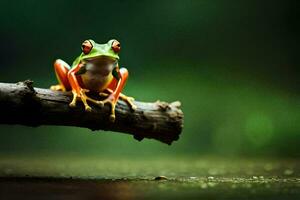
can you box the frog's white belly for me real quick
[81,62,113,92]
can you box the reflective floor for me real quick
[0,156,299,199]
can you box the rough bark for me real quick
[0,80,183,145]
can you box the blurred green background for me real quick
[0,0,299,158]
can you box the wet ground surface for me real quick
[0,156,299,199]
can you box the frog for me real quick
[50,39,137,122]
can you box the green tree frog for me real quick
[50,39,136,122]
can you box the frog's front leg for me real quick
[67,64,95,111]
[102,67,134,122]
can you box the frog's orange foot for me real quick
[69,89,93,112]
[87,95,115,121]
[127,97,137,111]
[50,84,65,91]
[69,91,78,108]
[85,96,104,107]
[99,96,117,122]
[120,94,137,111]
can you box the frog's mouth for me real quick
[83,56,117,74]
[84,55,117,64]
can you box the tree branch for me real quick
[0,80,183,145]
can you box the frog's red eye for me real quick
[111,40,121,53]
[81,40,93,54]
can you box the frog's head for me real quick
[79,39,120,62]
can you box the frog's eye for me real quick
[111,40,121,53]
[81,40,93,54]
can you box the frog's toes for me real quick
[85,106,92,112]
[131,104,137,111]
[69,102,76,108]
[128,97,135,101]
[99,92,109,97]
[50,85,64,91]
[109,114,116,122]
[96,101,104,107]
[127,98,137,111]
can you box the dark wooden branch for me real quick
[0,80,183,145]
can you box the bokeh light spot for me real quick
[244,113,274,147]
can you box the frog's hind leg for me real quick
[50,59,71,91]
